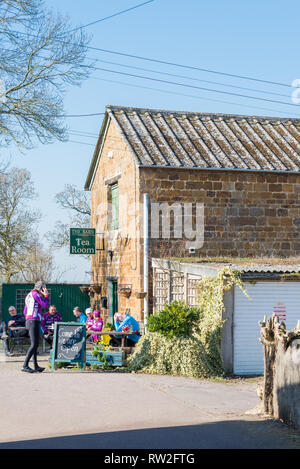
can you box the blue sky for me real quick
[3,0,300,282]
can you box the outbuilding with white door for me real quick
[152,259,300,375]
[232,278,300,375]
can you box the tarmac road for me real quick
[0,356,300,449]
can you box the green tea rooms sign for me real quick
[70,228,96,255]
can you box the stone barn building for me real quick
[84,105,300,328]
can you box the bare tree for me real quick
[0,0,91,149]
[13,234,76,282]
[14,235,54,282]
[0,165,41,281]
[46,183,90,249]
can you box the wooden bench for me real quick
[48,346,130,367]
[8,326,51,354]
[8,327,30,354]
[86,349,125,367]
[86,330,137,366]
[48,329,137,368]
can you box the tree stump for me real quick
[259,314,300,428]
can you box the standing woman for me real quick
[22,281,49,373]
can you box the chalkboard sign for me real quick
[51,322,86,370]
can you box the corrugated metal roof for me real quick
[222,263,300,273]
[152,258,300,276]
[107,105,300,172]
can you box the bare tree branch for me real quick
[45,184,90,249]
[0,0,91,149]
[55,184,91,216]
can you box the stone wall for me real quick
[139,167,300,259]
[90,119,144,321]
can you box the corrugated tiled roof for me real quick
[107,105,300,172]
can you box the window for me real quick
[16,289,31,315]
[108,183,119,230]
[16,289,52,315]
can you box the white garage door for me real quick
[233,282,300,375]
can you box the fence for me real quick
[2,283,91,322]
[152,266,201,312]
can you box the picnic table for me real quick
[86,330,137,347]
[9,326,137,350]
[48,324,137,347]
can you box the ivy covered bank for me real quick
[128,268,246,379]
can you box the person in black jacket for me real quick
[0,305,26,356]
[7,306,28,333]
[8,306,29,344]
[0,320,13,356]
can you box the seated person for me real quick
[90,310,104,342]
[111,311,140,347]
[73,306,86,324]
[85,307,94,342]
[0,320,12,356]
[41,305,62,345]
[7,305,27,329]
[0,305,25,356]
[8,304,29,346]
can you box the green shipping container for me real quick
[2,283,91,323]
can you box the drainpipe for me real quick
[143,193,149,333]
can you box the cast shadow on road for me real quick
[0,419,299,449]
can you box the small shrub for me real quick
[105,322,115,331]
[91,343,114,369]
[147,300,202,339]
[91,364,101,371]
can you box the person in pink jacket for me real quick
[22,281,49,373]
[85,308,94,330]
[85,307,94,342]
[90,310,103,343]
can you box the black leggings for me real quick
[24,320,40,368]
